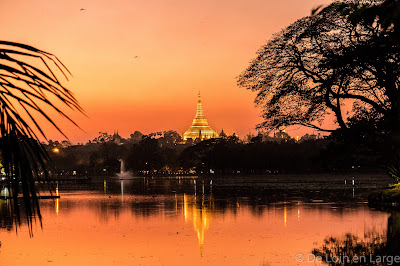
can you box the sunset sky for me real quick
[0,0,333,143]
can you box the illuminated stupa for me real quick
[183,93,218,141]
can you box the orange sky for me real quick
[0,0,333,143]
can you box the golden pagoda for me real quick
[183,92,218,141]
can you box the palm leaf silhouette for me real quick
[0,41,83,233]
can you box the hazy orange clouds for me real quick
[0,0,333,143]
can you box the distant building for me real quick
[183,93,218,141]
[273,129,291,142]
[112,131,122,145]
[274,129,290,139]
[219,129,227,139]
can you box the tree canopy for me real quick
[237,0,399,133]
[237,0,400,176]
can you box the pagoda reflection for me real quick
[183,186,214,256]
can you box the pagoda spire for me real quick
[182,92,218,141]
[196,91,204,119]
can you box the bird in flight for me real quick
[129,56,140,63]
[80,8,86,11]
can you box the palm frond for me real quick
[0,41,83,233]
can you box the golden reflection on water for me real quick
[55,184,59,216]
[297,202,301,221]
[55,198,59,216]
[283,204,287,227]
[183,193,213,256]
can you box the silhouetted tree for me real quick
[126,137,164,172]
[89,142,128,175]
[129,131,144,143]
[92,132,113,144]
[162,130,182,145]
[237,0,400,178]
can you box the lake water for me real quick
[0,174,396,265]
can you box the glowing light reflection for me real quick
[183,193,213,256]
[283,205,287,227]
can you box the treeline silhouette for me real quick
[45,130,383,177]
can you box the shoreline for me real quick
[368,184,400,210]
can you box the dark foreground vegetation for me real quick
[44,130,384,178]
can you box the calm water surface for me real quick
[0,175,394,265]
